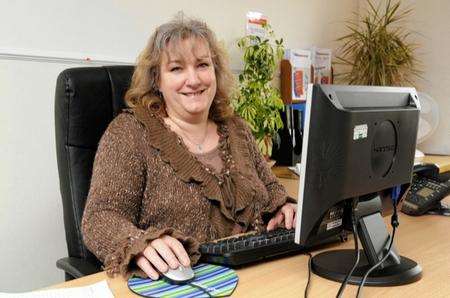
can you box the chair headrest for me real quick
[55,65,134,149]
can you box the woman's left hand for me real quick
[267,203,297,231]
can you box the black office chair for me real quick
[54,65,134,280]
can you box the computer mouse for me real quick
[160,265,195,285]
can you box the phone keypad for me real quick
[402,177,450,216]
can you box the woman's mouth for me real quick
[181,89,206,97]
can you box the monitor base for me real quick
[311,249,422,286]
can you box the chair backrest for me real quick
[54,65,134,266]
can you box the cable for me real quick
[356,200,399,298]
[356,227,396,298]
[304,252,313,298]
[189,281,214,297]
[335,212,360,298]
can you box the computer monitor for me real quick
[295,84,422,286]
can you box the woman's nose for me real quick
[185,67,201,87]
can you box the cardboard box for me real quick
[284,49,312,101]
[311,47,332,84]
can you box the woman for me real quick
[81,16,297,280]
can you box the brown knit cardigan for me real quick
[81,106,292,277]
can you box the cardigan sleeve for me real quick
[81,113,200,278]
[238,118,297,216]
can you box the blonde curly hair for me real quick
[125,15,235,122]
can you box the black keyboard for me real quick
[199,229,312,267]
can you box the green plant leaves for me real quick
[334,0,421,86]
[232,24,285,156]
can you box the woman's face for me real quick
[159,37,217,121]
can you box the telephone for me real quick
[401,163,450,216]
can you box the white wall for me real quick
[0,59,76,292]
[358,0,450,154]
[407,0,450,154]
[0,0,357,292]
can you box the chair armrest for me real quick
[56,257,101,279]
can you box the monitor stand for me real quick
[311,196,422,286]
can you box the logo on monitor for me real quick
[373,144,396,153]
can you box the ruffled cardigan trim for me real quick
[105,227,200,278]
[99,108,291,277]
[133,107,262,234]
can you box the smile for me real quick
[181,89,206,96]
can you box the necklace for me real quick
[168,118,209,153]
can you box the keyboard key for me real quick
[199,229,342,266]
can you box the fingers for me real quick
[267,210,284,231]
[267,203,298,231]
[150,236,191,269]
[142,245,168,273]
[151,238,181,269]
[135,254,159,280]
[161,235,191,267]
[283,205,295,229]
[136,235,191,280]
[267,218,276,231]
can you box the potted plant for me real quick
[232,24,285,158]
[334,0,421,86]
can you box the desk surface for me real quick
[416,154,450,173]
[48,201,450,297]
[48,155,450,297]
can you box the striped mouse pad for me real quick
[128,263,238,297]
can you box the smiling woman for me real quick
[159,38,220,153]
[160,38,217,120]
[81,15,297,281]
[124,16,234,122]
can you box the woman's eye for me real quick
[170,66,182,72]
[198,63,210,68]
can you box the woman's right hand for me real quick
[135,235,191,280]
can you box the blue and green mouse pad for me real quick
[128,263,238,297]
